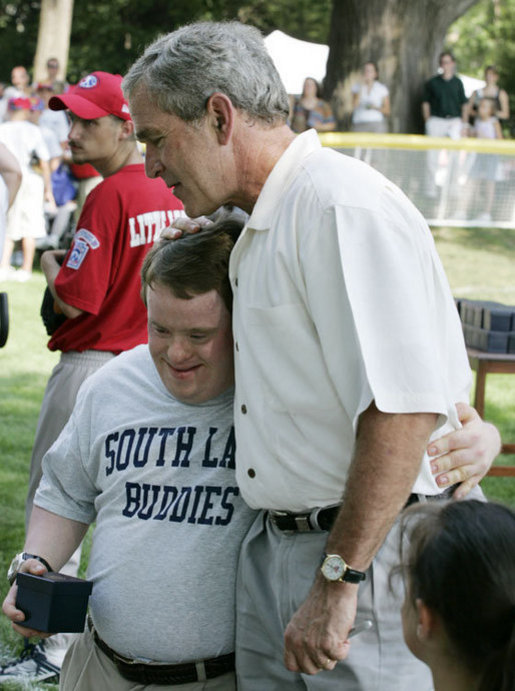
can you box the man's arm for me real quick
[497,89,510,121]
[40,158,56,207]
[461,102,470,135]
[283,402,437,675]
[421,101,431,122]
[40,249,84,319]
[2,506,89,637]
[0,143,22,208]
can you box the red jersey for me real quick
[49,163,184,353]
[70,162,99,179]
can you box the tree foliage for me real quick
[0,0,330,83]
[448,0,515,134]
[0,1,40,78]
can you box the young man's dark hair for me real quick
[141,216,243,313]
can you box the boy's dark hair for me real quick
[141,215,244,313]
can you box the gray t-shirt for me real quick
[36,345,257,663]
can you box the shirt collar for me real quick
[247,129,321,231]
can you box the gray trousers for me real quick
[26,349,114,666]
[235,511,434,691]
[26,349,115,524]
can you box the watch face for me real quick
[322,554,346,581]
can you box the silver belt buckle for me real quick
[293,514,312,532]
[269,510,312,532]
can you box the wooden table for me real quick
[467,347,515,476]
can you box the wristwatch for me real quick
[7,552,54,586]
[320,553,366,584]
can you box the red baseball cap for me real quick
[49,71,131,121]
[8,97,32,111]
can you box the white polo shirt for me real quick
[229,129,471,512]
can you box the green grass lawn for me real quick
[0,227,514,689]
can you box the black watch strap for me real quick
[343,567,366,584]
[8,553,54,585]
[22,553,53,572]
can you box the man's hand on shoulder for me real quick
[428,402,501,499]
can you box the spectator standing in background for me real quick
[4,66,32,101]
[422,52,468,199]
[351,62,390,133]
[0,97,54,281]
[467,65,510,126]
[465,97,503,224]
[44,57,68,91]
[0,142,22,259]
[289,77,335,133]
[37,83,70,152]
[422,52,468,139]
[28,96,63,171]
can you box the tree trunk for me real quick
[33,0,75,83]
[325,0,480,133]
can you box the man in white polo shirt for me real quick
[123,21,500,690]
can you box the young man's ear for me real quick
[206,93,234,145]
[120,118,136,140]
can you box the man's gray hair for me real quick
[123,21,290,124]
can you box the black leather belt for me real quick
[88,617,234,685]
[269,506,340,532]
[269,485,459,533]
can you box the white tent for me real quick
[264,30,328,95]
[459,74,486,98]
[264,30,485,98]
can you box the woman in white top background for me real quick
[351,61,390,133]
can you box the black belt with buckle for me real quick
[269,485,459,533]
[88,617,234,685]
[269,505,340,532]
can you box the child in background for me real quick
[399,500,515,691]
[468,97,503,223]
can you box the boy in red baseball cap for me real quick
[49,71,132,121]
